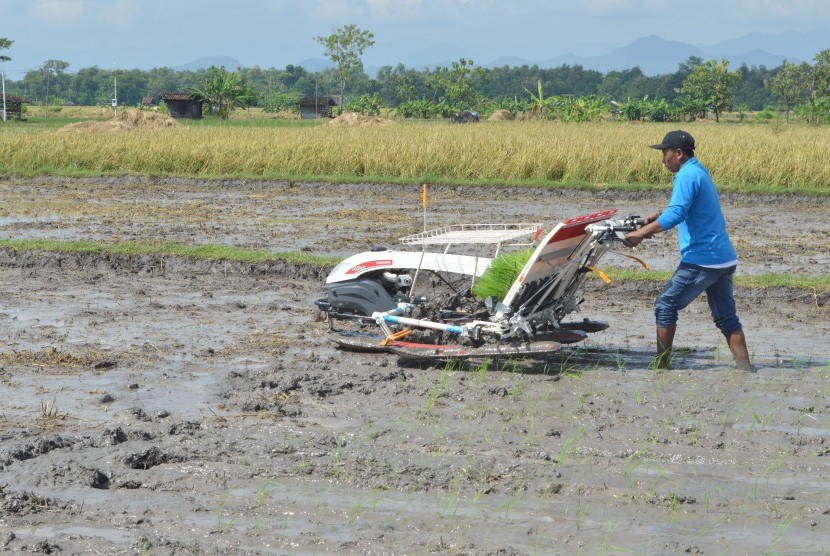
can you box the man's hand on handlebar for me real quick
[623,211,663,248]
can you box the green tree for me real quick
[679,59,740,122]
[598,67,653,102]
[794,97,830,124]
[190,66,254,120]
[0,37,12,63]
[734,63,776,110]
[429,58,487,114]
[314,24,375,113]
[39,60,71,114]
[767,60,811,121]
[811,49,830,100]
[261,91,301,113]
[70,66,109,106]
[147,67,186,97]
[394,75,417,103]
[345,92,384,116]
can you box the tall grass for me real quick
[1,120,829,192]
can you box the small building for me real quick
[160,92,204,119]
[298,95,340,119]
[1,94,33,121]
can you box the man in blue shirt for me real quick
[624,130,752,372]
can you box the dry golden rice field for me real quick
[1,115,828,192]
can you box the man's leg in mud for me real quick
[706,267,753,372]
[726,329,753,372]
[655,325,676,368]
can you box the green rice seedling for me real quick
[330,433,347,478]
[214,493,237,533]
[436,482,462,519]
[419,362,454,419]
[574,497,589,531]
[473,358,491,385]
[556,428,584,465]
[348,495,366,525]
[500,496,517,524]
[769,515,797,549]
[623,448,648,478]
[471,248,533,301]
[764,450,786,479]
[614,351,626,372]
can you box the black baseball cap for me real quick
[650,130,695,150]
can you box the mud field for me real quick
[1,176,829,555]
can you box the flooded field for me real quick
[1,177,829,554]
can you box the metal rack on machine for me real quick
[399,223,542,255]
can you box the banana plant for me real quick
[190,66,255,120]
[523,80,550,119]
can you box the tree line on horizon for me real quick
[2,32,830,124]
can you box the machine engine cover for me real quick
[326,279,396,316]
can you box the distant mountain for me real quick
[715,49,789,69]
[536,36,707,74]
[175,29,828,77]
[297,58,334,72]
[470,30,830,75]
[173,56,242,71]
[488,56,535,68]
[705,28,829,62]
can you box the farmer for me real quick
[624,130,753,372]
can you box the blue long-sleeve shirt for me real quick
[656,157,738,266]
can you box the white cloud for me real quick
[30,0,89,25]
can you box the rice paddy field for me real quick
[1,113,829,554]
[1,110,829,193]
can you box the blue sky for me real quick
[1,0,828,77]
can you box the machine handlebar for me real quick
[586,215,646,236]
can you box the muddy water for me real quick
[1,177,829,554]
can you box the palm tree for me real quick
[190,66,254,120]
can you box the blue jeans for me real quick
[654,262,742,336]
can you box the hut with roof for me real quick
[298,95,340,119]
[160,92,204,119]
[1,94,33,121]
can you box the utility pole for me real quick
[2,71,6,122]
[44,67,49,117]
[112,77,118,117]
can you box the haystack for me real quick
[56,108,181,133]
[115,108,180,128]
[488,109,515,121]
[325,112,394,127]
